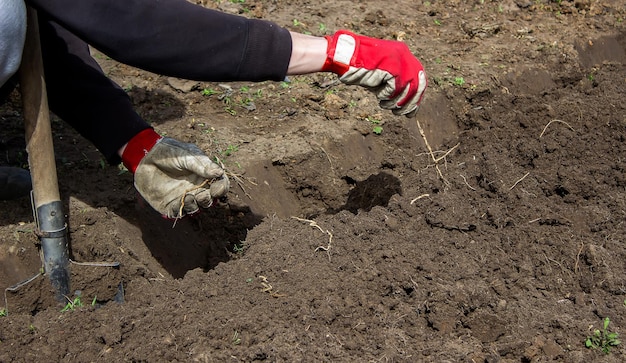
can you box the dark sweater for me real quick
[26,0,292,163]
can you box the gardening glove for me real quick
[323,30,427,116]
[122,128,230,219]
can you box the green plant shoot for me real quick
[585,317,621,354]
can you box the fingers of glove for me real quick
[177,153,225,180]
[381,70,427,116]
[166,193,200,219]
[379,83,410,110]
[209,175,230,199]
[151,138,225,179]
[340,68,393,90]
[188,176,230,209]
[404,107,420,118]
[409,69,428,110]
[194,189,215,209]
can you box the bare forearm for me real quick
[287,32,327,75]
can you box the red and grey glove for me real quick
[323,30,427,116]
[122,128,229,219]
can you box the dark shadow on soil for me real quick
[333,172,402,214]
[1,85,264,281]
[127,86,187,125]
[62,181,265,279]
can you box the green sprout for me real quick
[201,88,219,96]
[585,317,621,354]
[0,308,7,317]
[61,296,84,312]
[232,331,242,345]
[434,19,442,26]
[366,117,383,135]
[232,242,245,254]
[454,77,466,86]
[222,144,239,157]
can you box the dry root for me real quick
[292,217,334,262]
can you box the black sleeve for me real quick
[39,16,150,165]
[27,0,293,82]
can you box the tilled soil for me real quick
[1,1,626,362]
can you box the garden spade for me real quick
[19,7,70,303]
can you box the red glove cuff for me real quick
[121,128,162,173]
[322,32,352,76]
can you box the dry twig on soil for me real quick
[460,174,477,191]
[257,275,285,298]
[539,119,575,138]
[291,216,334,261]
[508,172,530,191]
[415,118,459,186]
[226,171,257,200]
[410,194,430,204]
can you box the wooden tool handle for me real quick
[19,7,60,207]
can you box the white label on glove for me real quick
[334,34,356,65]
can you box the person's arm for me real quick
[39,15,150,165]
[287,30,427,116]
[27,0,292,82]
[287,32,327,75]
[39,17,228,218]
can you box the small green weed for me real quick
[201,88,219,96]
[232,331,242,345]
[585,317,621,354]
[0,308,7,317]
[61,296,84,312]
[366,117,383,135]
[232,242,245,254]
[454,77,466,86]
[222,144,239,157]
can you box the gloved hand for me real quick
[323,30,427,116]
[122,128,229,219]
